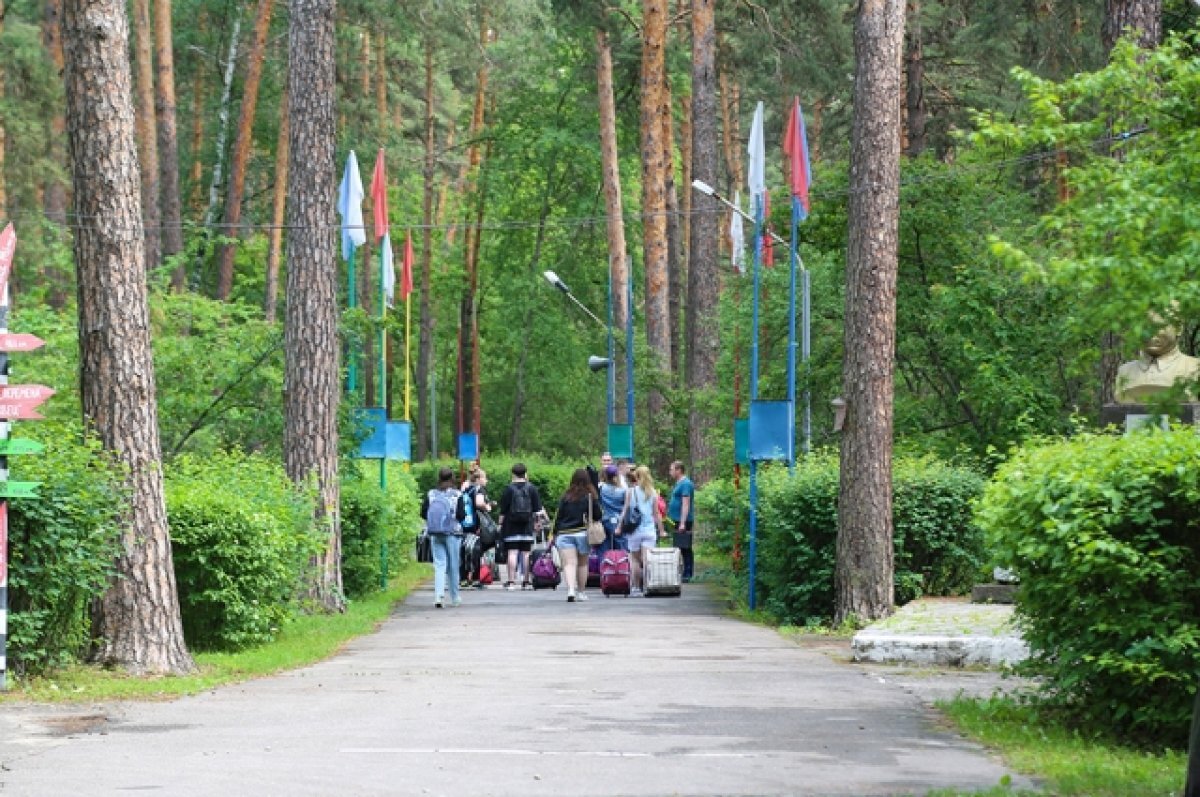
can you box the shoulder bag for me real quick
[586,496,607,546]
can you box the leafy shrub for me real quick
[412,455,576,516]
[7,423,124,675]
[700,452,985,624]
[977,429,1200,747]
[340,462,422,598]
[165,451,320,650]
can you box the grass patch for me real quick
[1,562,428,703]
[929,696,1185,796]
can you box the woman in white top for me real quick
[620,465,666,596]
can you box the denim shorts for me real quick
[626,528,657,552]
[555,531,589,554]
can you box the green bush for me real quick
[340,462,422,598]
[165,451,320,650]
[977,429,1200,747]
[700,452,985,624]
[412,455,577,516]
[7,423,124,676]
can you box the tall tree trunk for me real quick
[62,0,194,674]
[640,0,671,452]
[0,2,5,218]
[686,0,719,483]
[375,33,388,132]
[416,37,435,460]
[186,26,206,219]
[903,0,926,156]
[154,0,183,265]
[284,0,343,612]
[264,80,288,323]
[215,0,275,301]
[1098,0,1161,404]
[132,0,161,271]
[1102,0,1162,53]
[202,13,242,238]
[596,29,629,421]
[663,78,683,382]
[458,14,488,442]
[809,98,824,164]
[718,62,743,195]
[43,0,69,223]
[835,0,905,626]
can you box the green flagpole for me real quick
[378,241,388,589]
[347,248,358,395]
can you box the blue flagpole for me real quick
[788,197,799,474]
[607,258,615,427]
[749,193,764,612]
[347,248,358,396]
[803,267,812,455]
[626,258,635,433]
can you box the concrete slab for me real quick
[852,598,1030,668]
[0,584,1031,796]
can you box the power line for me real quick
[2,127,1151,237]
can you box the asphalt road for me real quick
[0,580,1029,796]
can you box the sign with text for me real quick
[0,438,44,456]
[0,481,40,499]
[0,334,45,353]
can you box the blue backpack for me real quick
[427,490,461,534]
[458,487,478,530]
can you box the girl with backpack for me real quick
[551,468,600,602]
[421,467,463,608]
[620,466,666,597]
[497,462,543,590]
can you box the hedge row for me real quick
[696,452,986,626]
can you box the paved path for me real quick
[0,582,1029,796]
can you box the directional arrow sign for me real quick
[0,334,45,353]
[0,481,40,499]
[0,400,46,420]
[0,438,44,455]
[0,384,54,403]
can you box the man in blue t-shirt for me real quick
[667,460,696,581]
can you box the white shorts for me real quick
[626,528,657,552]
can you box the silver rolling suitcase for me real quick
[644,547,683,596]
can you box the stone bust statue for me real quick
[1115,323,1200,404]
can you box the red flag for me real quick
[401,231,414,300]
[0,223,16,296]
[783,97,813,218]
[369,149,389,242]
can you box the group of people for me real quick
[420,453,696,607]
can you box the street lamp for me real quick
[542,270,605,328]
[691,180,788,248]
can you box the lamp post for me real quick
[543,270,606,327]
[692,180,788,248]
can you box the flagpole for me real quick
[749,191,763,612]
[347,249,358,396]
[788,196,799,474]
[378,239,387,589]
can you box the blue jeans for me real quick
[430,533,461,604]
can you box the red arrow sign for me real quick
[0,384,54,403]
[0,223,14,297]
[0,333,45,352]
[0,399,46,420]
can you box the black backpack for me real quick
[508,482,533,522]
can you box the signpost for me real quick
[0,224,48,691]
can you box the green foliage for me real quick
[972,34,1200,352]
[411,454,577,515]
[165,451,321,651]
[700,452,986,625]
[6,423,125,676]
[977,429,1200,747]
[339,462,422,598]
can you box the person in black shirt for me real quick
[497,462,544,590]
[552,468,598,602]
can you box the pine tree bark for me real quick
[663,77,683,382]
[903,0,926,156]
[640,0,671,446]
[0,4,7,216]
[215,0,275,300]
[132,0,161,270]
[284,0,343,612]
[416,36,435,460]
[1102,0,1161,53]
[264,80,288,323]
[62,0,194,674]
[43,0,69,223]
[686,0,719,483]
[596,29,629,421]
[835,0,905,626]
[718,63,743,194]
[457,15,488,443]
[154,0,183,263]
[185,29,205,220]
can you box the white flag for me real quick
[380,231,395,307]
[747,101,766,204]
[337,150,367,262]
[730,191,745,275]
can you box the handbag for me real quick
[586,497,606,546]
[415,529,433,563]
[621,490,644,534]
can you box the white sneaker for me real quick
[630,588,643,597]
[575,592,588,601]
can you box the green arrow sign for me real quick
[0,438,44,455]
[0,481,40,498]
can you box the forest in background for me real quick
[2,0,1195,478]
